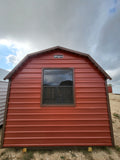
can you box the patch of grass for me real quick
[7,147,21,152]
[60,156,66,160]
[39,150,47,154]
[112,120,115,123]
[93,146,111,154]
[71,152,76,157]
[113,113,120,119]
[82,151,94,160]
[0,151,6,156]
[75,147,88,154]
[115,145,120,152]
[102,147,111,154]
[47,150,54,155]
[22,151,34,160]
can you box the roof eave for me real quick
[4,46,111,80]
[87,55,112,80]
[4,54,29,80]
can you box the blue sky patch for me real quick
[109,7,116,13]
[0,45,16,71]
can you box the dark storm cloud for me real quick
[94,10,120,70]
[0,0,104,48]
[0,0,120,84]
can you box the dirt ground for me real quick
[0,93,120,160]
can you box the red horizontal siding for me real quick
[29,51,85,60]
[5,131,111,138]
[7,113,108,119]
[24,63,94,69]
[108,86,112,93]
[9,93,106,99]
[3,49,112,147]
[4,137,111,146]
[7,107,108,113]
[6,120,109,126]
[8,103,108,108]
[30,59,89,64]
[3,143,112,147]
[5,125,110,132]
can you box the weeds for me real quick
[0,151,6,156]
[47,150,54,155]
[7,147,21,152]
[71,152,76,157]
[82,150,94,160]
[113,113,120,119]
[102,147,111,154]
[112,120,115,123]
[75,147,88,154]
[39,150,47,154]
[22,151,33,160]
[93,146,111,154]
[60,156,66,159]
[115,145,120,152]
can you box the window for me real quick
[42,69,74,105]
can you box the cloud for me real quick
[93,7,120,70]
[6,54,17,64]
[0,0,119,85]
[0,39,37,66]
[107,67,120,84]
[0,0,111,51]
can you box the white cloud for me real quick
[0,39,14,47]
[107,67,120,85]
[0,39,37,66]
[6,68,12,72]
[6,55,17,64]
[107,67,120,78]
[0,1,119,85]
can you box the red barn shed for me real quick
[1,46,114,147]
[108,85,112,93]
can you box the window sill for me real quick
[41,103,75,107]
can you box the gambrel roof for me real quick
[4,46,111,80]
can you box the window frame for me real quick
[41,68,75,106]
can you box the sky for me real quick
[0,0,120,85]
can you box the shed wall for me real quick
[108,86,112,93]
[3,50,112,146]
[0,81,8,125]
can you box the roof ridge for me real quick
[4,46,111,80]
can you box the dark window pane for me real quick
[42,69,74,105]
[43,87,74,104]
[44,69,73,86]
